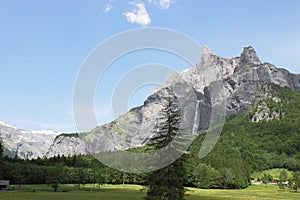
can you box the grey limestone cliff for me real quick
[46,134,89,157]
[0,121,59,159]
[16,46,300,157]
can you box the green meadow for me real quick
[251,168,293,180]
[0,184,299,200]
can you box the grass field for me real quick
[0,184,299,200]
[186,185,299,200]
[251,168,293,180]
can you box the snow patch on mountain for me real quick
[0,121,60,159]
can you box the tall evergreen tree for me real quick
[145,97,186,200]
[0,138,3,179]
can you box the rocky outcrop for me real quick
[224,55,300,114]
[250,84,284,122]
[156,46,238,93]
[46,134,89,157]
[240,46,261,66]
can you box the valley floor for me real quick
[0,184,299,200]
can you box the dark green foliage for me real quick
[146,157,186,200]
[279,169,288,182]
[54,133,80,141]
[188,163,221,189]
[145,97,186,200]
[186,129,251,189]
[186,84,300,189]
[0,138,3,179]
[261,174,273,184]
[46,166,64,192]
[149,97,182,149]
[278,169,288,189]
[2,154,146,188]
[289,172,300,192]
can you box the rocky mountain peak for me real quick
[199,45,218,65]
[240,46,261,65]
[202,45,215,56]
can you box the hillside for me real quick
[185,83,300,188]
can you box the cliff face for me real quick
[3,46,299,158]
[225,47,300,114]
[49,45,297,156]
[0,121,59,159]
[46,134,89,157]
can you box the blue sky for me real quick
[0,0,300,132]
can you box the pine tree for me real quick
[0,139,3,179]
[145,97,186,200]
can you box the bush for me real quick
[6,185,15,191]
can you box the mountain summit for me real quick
[53,45,298,156]
[240,46,261,66]
[1,46,300,158]
[202,45,216,56]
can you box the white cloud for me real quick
[124,2,151,27]
[104,4,113,12]
[149,0,175,9]
[158,0,175,9]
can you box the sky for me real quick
[0,0,300,132]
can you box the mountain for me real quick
[1,46,300,158]
[0,121,59,159]
[46,46,300,157]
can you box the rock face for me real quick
[82,85,209,154]
[240,46,261,66]
[157,46,239,93]
[3,46,300,158]
[250,85,283,122]
[67,45,299,155]
[0,121,59,159]
[225,49,300,114]
[46,134,89,157]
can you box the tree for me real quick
[145,97,186,200]
[278,169,288,189]
[220,168,235,189]
[76,167,86,189]
[261,173,269,184]
[96,167,107,189]
[289,172,300,192]
[46,166,64,192]
[0,139,3,179]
